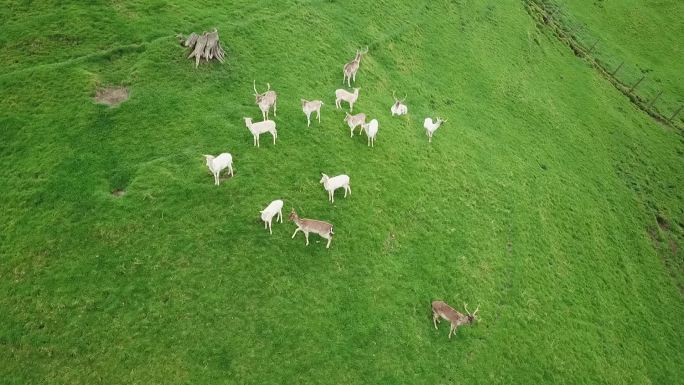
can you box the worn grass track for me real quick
[1,1,683,384]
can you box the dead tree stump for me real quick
[178,28,226,68]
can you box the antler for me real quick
[464,303,471,316]
[362,46,369,54]
[473,305,480,316]
[253,80,258,95]
[402,94,407,102]
[266,83,271,91]
[392,90,398,102]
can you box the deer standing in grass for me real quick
[289,209,334,248]
[344,112,366,137]
[361,118,378,147]
[244,117,277,147]
[343,46,368,87]
[320,173,351,203]
[431,301,479,339]
[253,81,277,121]
[301,99,324,127]
[203,153,233,186]
[424,117,446,143]
[260,199,284,235]
[335,88,360,112]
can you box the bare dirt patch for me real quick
[94,86,129,107]
[656,213,670,230]
[111,189,126,197]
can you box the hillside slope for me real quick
[1,1,683,384]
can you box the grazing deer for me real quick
[344,112,366,137]
[260,199,284,235]
[335,88,360,112]
[431,301,479,339]
[301,99,324,127]
[343,47,368,87]
[289,209,334,248]
[203,153,233,186]
[253,81,277,121]
[391,91,408,116]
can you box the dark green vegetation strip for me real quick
[1,1,683,384]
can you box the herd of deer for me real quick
[205,47,477,339]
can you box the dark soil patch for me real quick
[656,214,669,230]
[94,86,129,107]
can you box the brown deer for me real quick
[289,209,334,248]
[253,81,277,121]
[342,46,368,87]
[431,301,479,339]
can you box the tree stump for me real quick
[178,29,226,68]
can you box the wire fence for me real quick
[524,0,683,130]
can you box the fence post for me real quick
[611,61,624,76]
[587,39,599,53]
[669,105,683,122]
[647,90,663,109]
[628,76,645,94]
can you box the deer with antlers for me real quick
[343,46,368,87]
[391,91,408,116]
[431,301,479,339]
[253,81,277,121]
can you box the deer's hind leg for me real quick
[448,324,457,339]
[432,312,440,329]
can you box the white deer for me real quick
[423,117,446,143]
[260,199,284,234]
[342,46,368,87]
[319,173,351,203]
[244,117,277,147]
[431,301,480,339]
[391,91,408,116]
[203,153,234,186]
[253,81,277,121]
[301,99,324,127]
[361,118,378,147]
[335,88,360,112]
[289,209,334,248]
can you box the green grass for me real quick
[1,1,683,384]
[553,0,684,123]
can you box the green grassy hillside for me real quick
[554,0,684,122]
[1,1,683,384]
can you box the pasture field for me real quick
[554,0,684,123]
[1,1,683,384]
